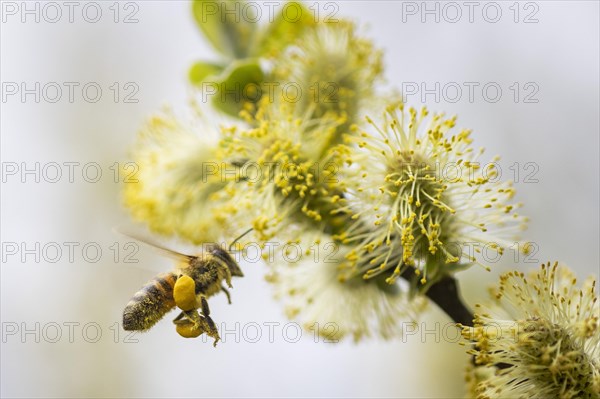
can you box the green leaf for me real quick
[192,0,257,59]
[210,60,265,117]
[189,61,225,85]
[254,1,314,57]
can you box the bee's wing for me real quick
[114,228,197,263]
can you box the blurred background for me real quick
[1,1,598,397]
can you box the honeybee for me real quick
[121,229,251,346]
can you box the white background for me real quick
[1,1,599,397]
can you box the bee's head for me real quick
[226,258,244,278]
[209,245,244,278]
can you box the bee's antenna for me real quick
[229,228,253,251]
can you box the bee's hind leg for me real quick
[181,309,202,325]
[172,296,210,325]
[172,311,187,324]
[173,298,220,346]
[199,297,220,346]
[221,285,232,304]
[176,309,208,332]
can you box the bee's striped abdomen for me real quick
[123,272,177,331]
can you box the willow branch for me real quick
[399,267,513,369]
[400,266,474,326]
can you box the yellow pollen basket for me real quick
[175,320,203,338]
[173,275,197,311]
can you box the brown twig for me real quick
[400,266,474,326]
[399,266,512,369]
